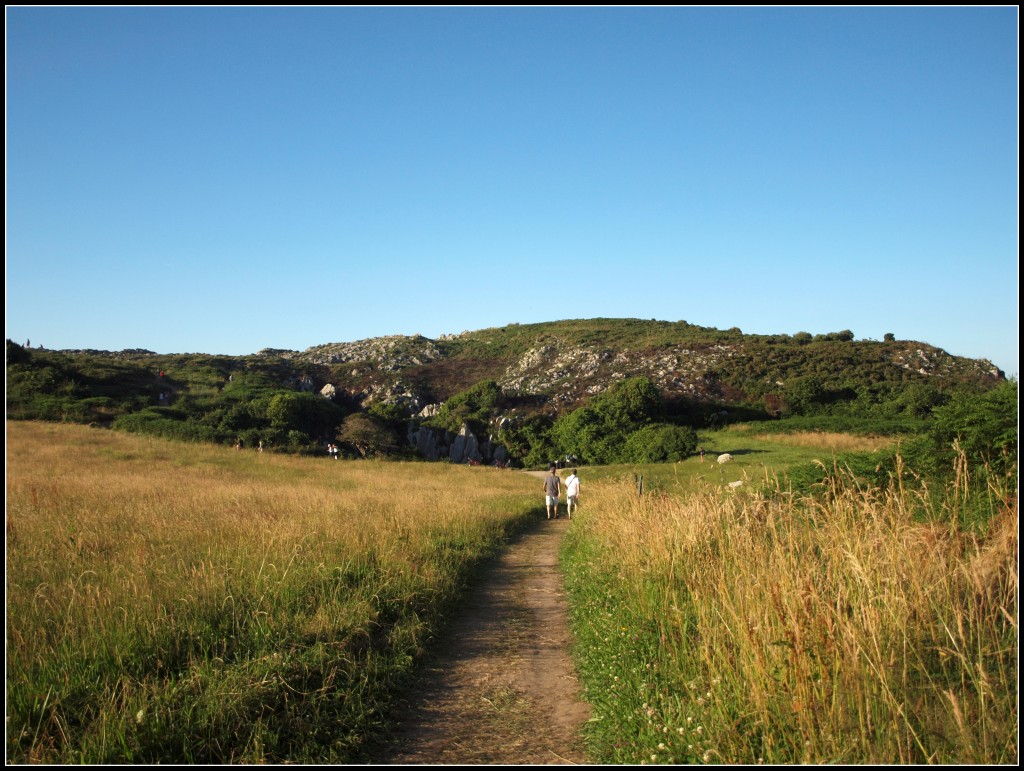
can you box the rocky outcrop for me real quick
[300,335,441,369]
[496,339,740,408]
[407,421,509,465]
[360,380,425,414]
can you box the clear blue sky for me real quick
[6,7,1019,376]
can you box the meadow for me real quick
[6,421,539,763]
[561,454,1018,763]
[7,420,1017,765]
[577,425,894,494]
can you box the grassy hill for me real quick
[5,318,1008,462]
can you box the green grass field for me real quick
[569,425,894,494]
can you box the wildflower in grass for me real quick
[135,709,145,724]
[658,743,667,750]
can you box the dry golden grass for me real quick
[753,430,892,453]
[6,421,540,763]
[564,457,1018,764]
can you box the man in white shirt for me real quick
[565,469,581,519]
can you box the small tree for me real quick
[337,413,398,458]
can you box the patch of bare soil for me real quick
[372,515,591,765]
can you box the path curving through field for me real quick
[372,503,591,765]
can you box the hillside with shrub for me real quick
[5,318,1009,468]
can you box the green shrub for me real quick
[496,414,554,468]
[928,380,1018,472]
[428,379,503,434]
[113,410,218,443]
[552,377,665,464]
[622,424,698,463]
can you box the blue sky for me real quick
[6,7,1019,375]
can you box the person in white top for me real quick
[564,469,581,519]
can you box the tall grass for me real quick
[562,458,1017,764]
[750,429,892,453]
[6,421,539,763]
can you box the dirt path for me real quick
[372,504,591,765]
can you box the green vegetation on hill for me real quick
[548,377,697,465]
[5,317,1009,469]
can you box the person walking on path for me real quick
[543,466,561,520]
[565,468,581,519]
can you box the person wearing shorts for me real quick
[543,466,561,520]
[565,468,580,519]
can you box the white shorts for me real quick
[546,495,559,506]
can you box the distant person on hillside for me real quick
[565,468,581,519]
[544,466,561,520]
[699,446,705,463]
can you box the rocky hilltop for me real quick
[259,318,1003,419]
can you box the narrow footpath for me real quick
[372,509,591,764]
